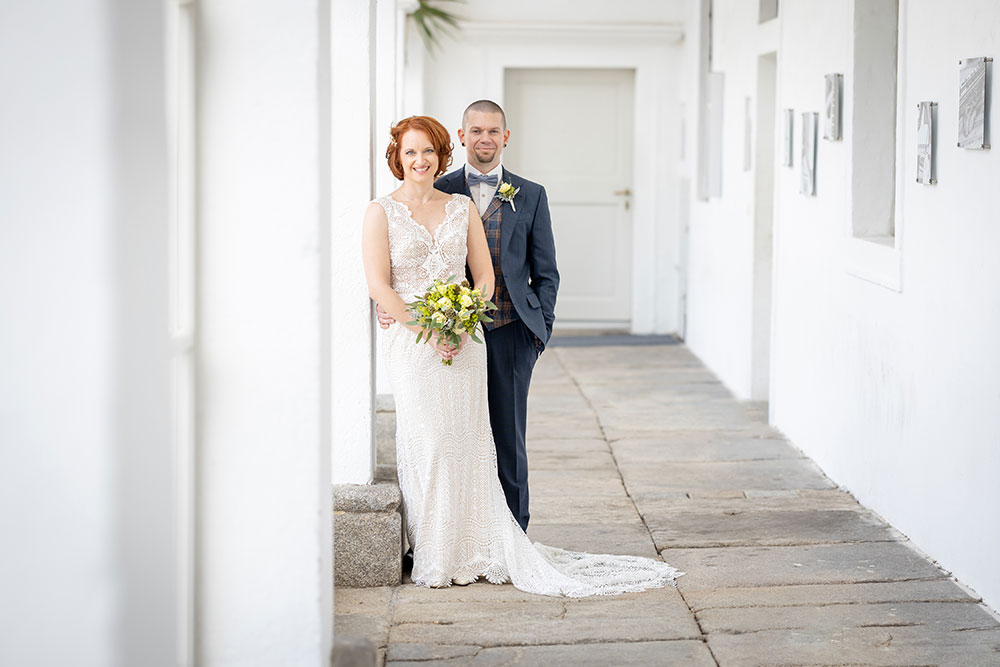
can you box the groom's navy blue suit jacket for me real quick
[435,166,560,349]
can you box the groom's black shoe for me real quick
[402,548,413,574]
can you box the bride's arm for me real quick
[465,200,495,301]
[361,202,421,333]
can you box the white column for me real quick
[196,1,332,663]
[400,3,425,116]
[374,0,400,396]
[0,2,176,666]
[332,0,377,485]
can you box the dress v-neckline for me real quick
[390,194,455,243]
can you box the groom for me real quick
[379,100,559,532]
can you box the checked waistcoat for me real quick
[482,198,518,330]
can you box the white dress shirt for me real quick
[464,162,503,216]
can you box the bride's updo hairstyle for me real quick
[386,115,453,180]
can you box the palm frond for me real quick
[410,0,465,54]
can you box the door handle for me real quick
[614,188,632,196]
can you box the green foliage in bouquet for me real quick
[406,275,498,365]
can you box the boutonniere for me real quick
[495,181,520,212]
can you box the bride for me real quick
[361,115,681,596]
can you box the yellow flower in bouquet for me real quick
[406,275,498,365]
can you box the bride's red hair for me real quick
[385,116,453,180]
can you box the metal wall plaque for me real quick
[801,112,817,195]
[958,57,991,149]
[916,101,937,184]
[824,73,842,141]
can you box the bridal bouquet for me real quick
[406,276,497,365]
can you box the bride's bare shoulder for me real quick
[363,199,389,228]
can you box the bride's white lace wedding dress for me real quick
[377,192,681,596]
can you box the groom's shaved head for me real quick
[462,100,506,130]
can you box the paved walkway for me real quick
[336,343,1000,666]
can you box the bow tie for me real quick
[468,172,498,187]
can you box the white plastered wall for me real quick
[0,1,176,665]
[197,0,333,661]
[682,0,1000,610]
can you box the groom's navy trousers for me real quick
[483,319,537,532]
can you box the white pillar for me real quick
[197,1,332,663]
[375,0,400,396]
[332,0,377,485]
[0,2,176,666]
[401,8,426,117]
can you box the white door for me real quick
[503,68,634,327]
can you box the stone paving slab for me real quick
[685,578,978,612]
[526,522,659,558]
[392,582,684,606]
[394,582,553,605]
[525,437,609,453]
[529,469,626,496]
[610,435,801,463]
[599,412,762,434]
[706,625,1000,667]
[388,604,699,647]
[618,458,836,493]
[530,494,639,525]
[335,613,390,652]
[528,450,618,472]
[649,508,898,549]
[527,397,592,412]
[526,420,604,440]
[392,599,564,624]
[662,542,949,591]
[387,640,716,666]
[603,421,782,441]
[335,586,394,616]
[634,488,863,514]
[699,599,1000,635]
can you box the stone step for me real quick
[333,481,402,588]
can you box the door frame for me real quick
[460,23,684,334]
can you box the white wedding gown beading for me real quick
[377,192,681,597]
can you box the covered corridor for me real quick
[335,341,1000,665]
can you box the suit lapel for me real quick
[459,168,472,198]
[499,167,523,253]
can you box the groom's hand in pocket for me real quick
[375,303,396,329]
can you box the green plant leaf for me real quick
[411,0,465,54]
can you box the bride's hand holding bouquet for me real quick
[406,276,497,365]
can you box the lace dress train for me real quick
[378,193,681,596]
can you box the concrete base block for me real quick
[334,482,402,587]
[330,636,376,667]
[375,395,396,466]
